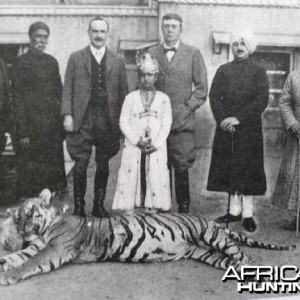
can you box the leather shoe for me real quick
[215,213,242,224]
[242,217,257,232]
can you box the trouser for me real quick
[174,169,190,212]
[229,192,254,218]
[66,102,116,213]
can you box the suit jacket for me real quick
[61,46,128,135]
[149,42,208,169]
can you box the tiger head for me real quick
[1,189,68,252]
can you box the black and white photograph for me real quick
[0,0,299,299]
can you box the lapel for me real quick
[81,46,113,79]
[169,41,186,70]
[156,41,186,74]
[82,46,91,74]
[156,44,170,74]
[104,47,113,80]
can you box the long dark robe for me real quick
[13,49,66,198]
[207,57,269,195]
[0,58,9,153]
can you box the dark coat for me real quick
[207,58,269,195]
[12,49,66,197]
[0,58,9,152]
[149,42,208,170]
[61,46,128,143]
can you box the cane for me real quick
[226,131,235,229]
[296,138,300,237]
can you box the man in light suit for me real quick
[61,17,128,217]
[149,13,208,213]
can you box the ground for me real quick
[0,146,299,300]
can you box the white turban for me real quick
[136,52,159,74]
[231,27,257,54]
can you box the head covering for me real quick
[162,13,182,24]
[28,22,50,37]
[136,52,159,75]
[231,27,257,54]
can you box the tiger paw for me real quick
[0,271,22,285]
[0,258,10,272]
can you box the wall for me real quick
[0,3,159,84]
[159,2,300,148]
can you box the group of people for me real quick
[0,13,298,234]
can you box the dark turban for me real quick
[28,22,50,37]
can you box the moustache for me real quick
[94,38,104,42]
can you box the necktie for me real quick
[163,47,176,53]
[95,51,102,64]
[143,91,152,111]
[164,47,176,62]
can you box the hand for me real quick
[144,144,157,154]
[291,122,300,138]
[20,137,30,149]
[63,115,74,133]
[137,137,148,150]
[220,117,240,133]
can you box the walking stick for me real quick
[296,138,300,237]
[226,131,235,229]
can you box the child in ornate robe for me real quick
[112,53,172,212]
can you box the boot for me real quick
[92,169,109,218]
[175,169,190,213]
[73,164,87,217]
[92,188,109,218]
[74,195,85,217]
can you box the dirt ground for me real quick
[0,146,299,300]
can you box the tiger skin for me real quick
[0,189,295,285]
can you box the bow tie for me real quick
[164,47,176,53]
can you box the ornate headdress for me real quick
[136,51,159,74]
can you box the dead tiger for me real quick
[0,189,295,285]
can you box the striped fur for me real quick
[0,191,295,285]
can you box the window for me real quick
[252,49,291,108]
[0,44,29,83]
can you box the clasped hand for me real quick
[137,137,157,154]
[220,117,240,133]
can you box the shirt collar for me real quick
[90,44,106,57]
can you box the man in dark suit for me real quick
[61,17,128,217]
[149,13,208,213]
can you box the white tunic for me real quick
[112,90,172,211]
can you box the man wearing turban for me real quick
[207,28,269,232]
[112,52,172,212]
[12,21,67,200]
